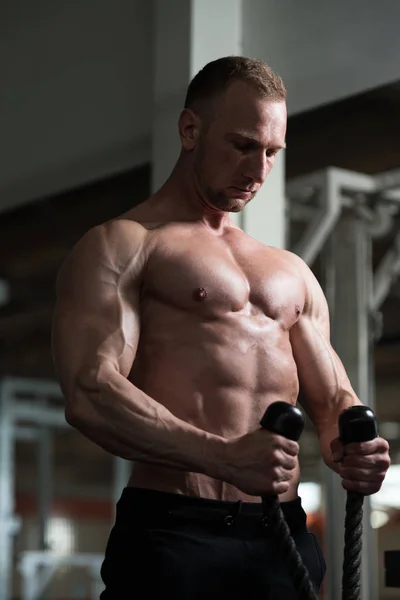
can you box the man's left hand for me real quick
[330,437,391,495]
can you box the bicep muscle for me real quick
[52,221,146,397]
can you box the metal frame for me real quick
[0,377,131,600]
[287,168,372,266]
[372,232,400,313]
[287,166,400,600]
[287,166,400,268]
[18,552,104,600]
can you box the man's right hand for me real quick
[222,429,299,497]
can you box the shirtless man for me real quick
[52,57,390,598]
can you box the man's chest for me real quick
[143,228,305,329]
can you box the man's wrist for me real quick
[202,433,232,482]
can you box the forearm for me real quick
[68,364,227,479]
[318,425,340,473]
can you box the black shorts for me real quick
[100,487,326,599]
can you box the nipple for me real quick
[295,304,301,316]
[193,287,208,302]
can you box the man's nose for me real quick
[243,152,270,184]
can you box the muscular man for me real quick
[52,57,390,598]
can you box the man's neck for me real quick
[152,161,232,233]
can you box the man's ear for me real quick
[178,108,200,151]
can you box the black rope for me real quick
[263,497,319,600]
[342,492,364,600]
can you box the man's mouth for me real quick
[231,186,256,196]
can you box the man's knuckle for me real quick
[271,449,282,464]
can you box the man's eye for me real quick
[233,141,253,152]
[266,149,278,158]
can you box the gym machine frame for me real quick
[0,377,131,600]
[287,166,400,600]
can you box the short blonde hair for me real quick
[184,56,286,113]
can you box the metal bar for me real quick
[19,559,35,600]
[0,383,15,519]
[11,403,66,427]
[380,188,400,202]
[18,552,104,600]
[286,169,328,200]
[288,168,379,268]
[322,234,344,600]
[368,202,399,238]
[288,167,376,202]
[0,378,65,600]
[27,564,55,600]
[292,169,342,266]
[1,377,62,399]
[373,168,400,190]
[19,551,103,568]
[37,427,53,551]
[330,167,376,193]
[0,380,17,600]
[372,232,400,312]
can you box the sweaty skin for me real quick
[52,82,390,504]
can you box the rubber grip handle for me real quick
[260,401,305,441]
[338,405,379,444]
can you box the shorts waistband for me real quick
[118,487,307,533]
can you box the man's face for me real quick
[189,81,287,213]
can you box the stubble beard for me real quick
[194,155,253,213]
[202,181,256,213]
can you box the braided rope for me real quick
[263,497,319,600]
[342,492,363,600]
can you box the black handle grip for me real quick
[338,405,378,445]
[260,401,305,441]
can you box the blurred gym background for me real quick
[1,2,400,599]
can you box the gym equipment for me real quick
[260,401,318,600]
[338,406,378,600]
[260,401,378,600]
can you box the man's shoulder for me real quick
[272,248,319,286]
[246,240,307,271]
[273,247,307,269]
[59,218,150,285]
[78,218,149,254]
[272,248,328,311]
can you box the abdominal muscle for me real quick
[127,318,301,503]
